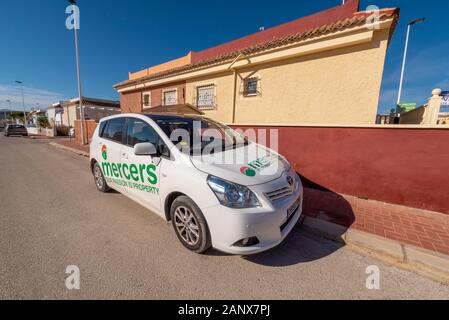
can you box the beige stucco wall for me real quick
[185,72,235,123]
[400,106,427,125]
[185,28,391,125]
[61,106,78,127]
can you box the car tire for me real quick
[170,196,212,254]
[93,162,111,193]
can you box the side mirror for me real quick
[134,142,158,156]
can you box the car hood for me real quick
[189,143,289,186]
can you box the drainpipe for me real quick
[232,71,237,124]
[228,54,244,124]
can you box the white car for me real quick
[89,113,303,255]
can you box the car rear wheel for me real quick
[170,196,212,254]
[93,162,111,193]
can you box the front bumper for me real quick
[203,174,304,255]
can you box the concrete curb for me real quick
[27,135,54,140]
[49,142,90,158]
[302,216,449,276]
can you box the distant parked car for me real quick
[4,124,28,137]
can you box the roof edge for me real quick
[114,5,399,90]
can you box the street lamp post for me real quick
[15,81,27,127]
[6,100,12,122]
[397,18,426,109]
[69,0,85,144]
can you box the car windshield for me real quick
[147,114,249,155]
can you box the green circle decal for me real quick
[101,145,108,160]
[240,166,256,177]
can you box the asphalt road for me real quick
[1,135,449,300]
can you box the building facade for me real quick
[114,0,399,125]
[47,97,120,128]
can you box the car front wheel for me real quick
[93,162,111,193]
[170,196,212,254]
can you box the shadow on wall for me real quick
[238,175,355,267]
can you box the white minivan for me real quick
[90,113,303,255]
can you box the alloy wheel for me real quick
[94,165,104,190]
[174,206,200,246]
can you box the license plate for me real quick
[287,196,301,219]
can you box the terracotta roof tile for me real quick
[114,7,399,89]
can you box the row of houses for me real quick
[113,0,399,126]
[44,0,446,131]
[46,97,120,128]
[15,0,449,137]
[38,0,399,133]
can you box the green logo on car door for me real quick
[100,144,159,195]
[101,144,108,160]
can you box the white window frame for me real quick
[142,91,152,109]
[196,84,216,110]
[162,89,178,106]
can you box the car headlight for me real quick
[207,176,260,209]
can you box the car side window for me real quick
[126,118,170,158]
[126,118,160,147]
[98,121,107,138]
[103,118,126,143]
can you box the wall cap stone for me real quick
[229,123,449,129]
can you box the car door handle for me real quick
[122,153,129,160]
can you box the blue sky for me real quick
[0,0,448,114]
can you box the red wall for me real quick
[232,125,449,214]
[191,0,359,64]
[75,120,98,145]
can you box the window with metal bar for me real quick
[196,84,216,110]
[143,92,152,109]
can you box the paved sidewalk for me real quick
[50,140,90,157]
[56,139,90,153]
[303,188,449,256]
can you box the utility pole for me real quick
[397,18,426,109]
[68,0,85,144]
[15,81,27,126]
[6,100,12,122]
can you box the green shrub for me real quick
[37,116,50,129]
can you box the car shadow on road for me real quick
[242,226,345,267]
[243,176,355,267]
